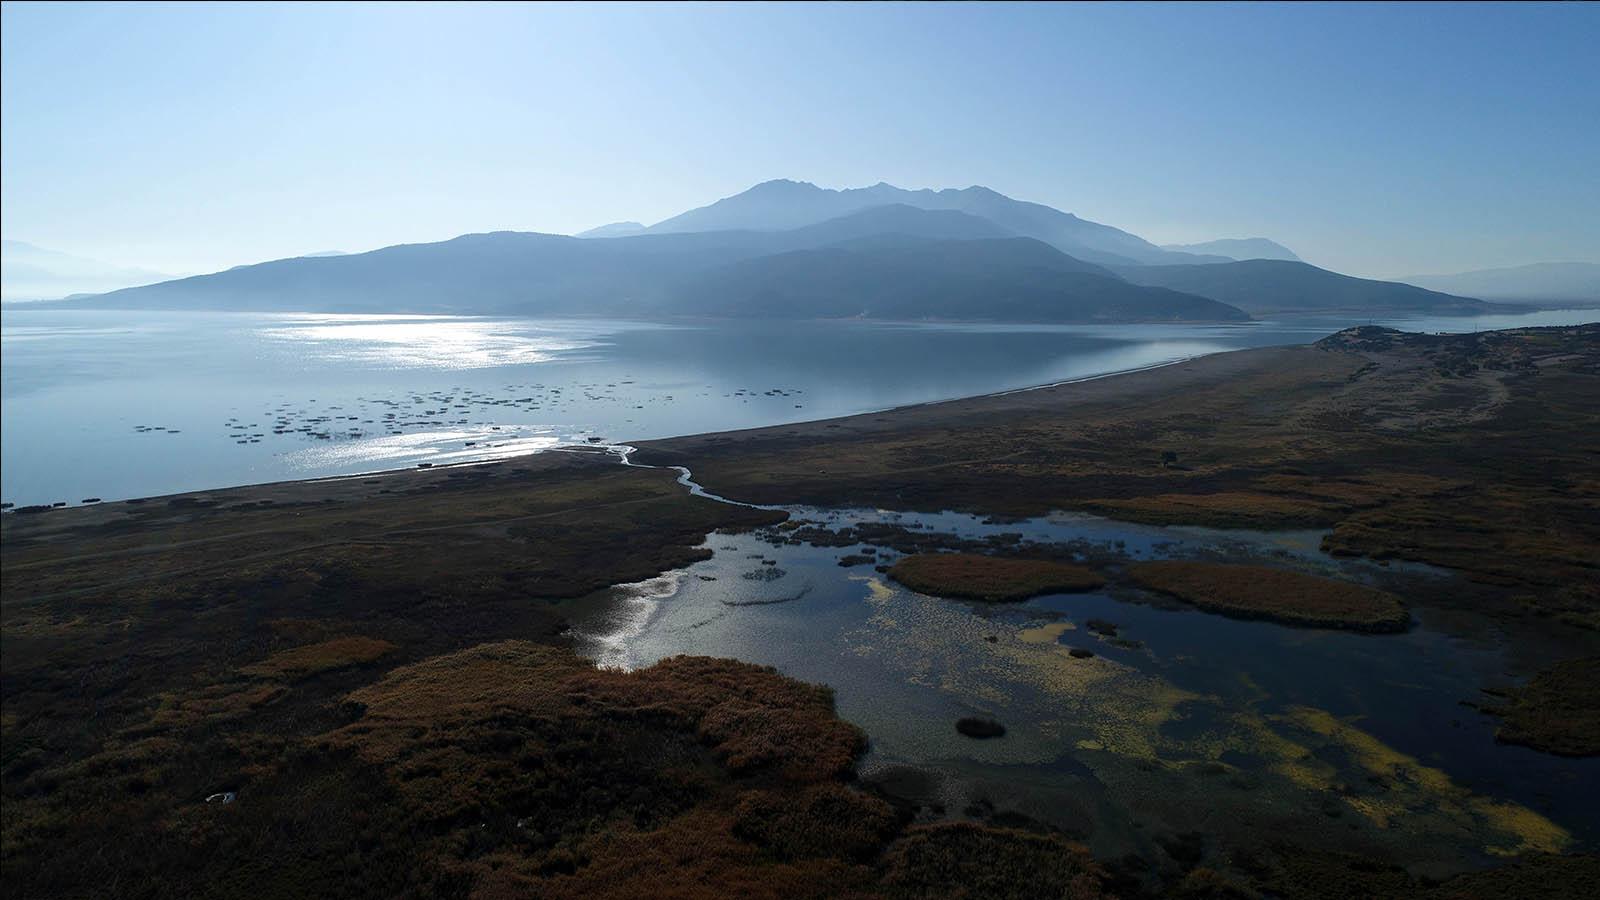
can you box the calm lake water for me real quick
[2,307,1594,506]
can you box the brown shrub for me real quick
[732,785,898,861]
[331,642,867,817]
[491,806,877,900]
[879,822,1113,899]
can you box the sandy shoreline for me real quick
[1,341,1282,519]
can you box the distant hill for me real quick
[646,180,1211,266]
[64,206,1246,323]
[1,240,169,302]
[577,221,647,239]
[1160,238,1301,263]
[69,231,725,315]
[675,237,1248,322]
[1113,259,1488,315]
[1397,262,1600,305]
[53,179,1528,323]
[60,206,1030,314]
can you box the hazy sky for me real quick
[2,2,1596,278]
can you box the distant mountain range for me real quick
[642,179,1225,267]
[44,180,1505,323]
[1160,238,1301,263]
[1396,262,1599,305]
[577,222,647,239]
[1,240,170,302]
[680,235,1248,323]
[1113,259,1486,316]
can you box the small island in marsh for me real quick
[889,552,1105,601]
[1126,560,1409,632]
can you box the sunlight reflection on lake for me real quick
[2,307,1593,505]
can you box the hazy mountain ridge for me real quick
[1,240,170,302]
[1114,259,1489,315]
[1397,262,1600,304]
[1160,238,1301,262]
[646,180,1210,266]
[577,221,648,238]
[675,236,1247,322]
[66,204,1248,322]
[53,180,1495,321]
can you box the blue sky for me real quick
[2,1,1595,277]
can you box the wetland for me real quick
[3,323,1598,898]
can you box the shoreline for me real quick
[0,345,1235,514]
[6,309,1597,510]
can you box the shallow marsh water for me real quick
[4,306,1594,506]
[568,502,1600,871]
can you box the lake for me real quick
[2,307,1594,507]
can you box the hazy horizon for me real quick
[3,2,1597,280]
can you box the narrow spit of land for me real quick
[4,325,1598,899]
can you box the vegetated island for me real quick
[1481,656,1600,757]
[1126,560,1409,632]
[5,324,1599,899]
[888,552,1105,601]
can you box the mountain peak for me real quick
[748,178,820,193]
[577,221,648,239]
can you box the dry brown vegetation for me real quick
[240,636,397,679]
[1127,560,1409,632]
[1,451,1124,899]
[1255,848,1600,900]
[889,552,1104,601]
[878,822,1115,899]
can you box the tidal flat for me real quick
[3,325,1598,898]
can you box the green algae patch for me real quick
[888,553,1104,602]
[1279,706,1572,857]
[1129,561,1408,632]
[1484,657,1600,757]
